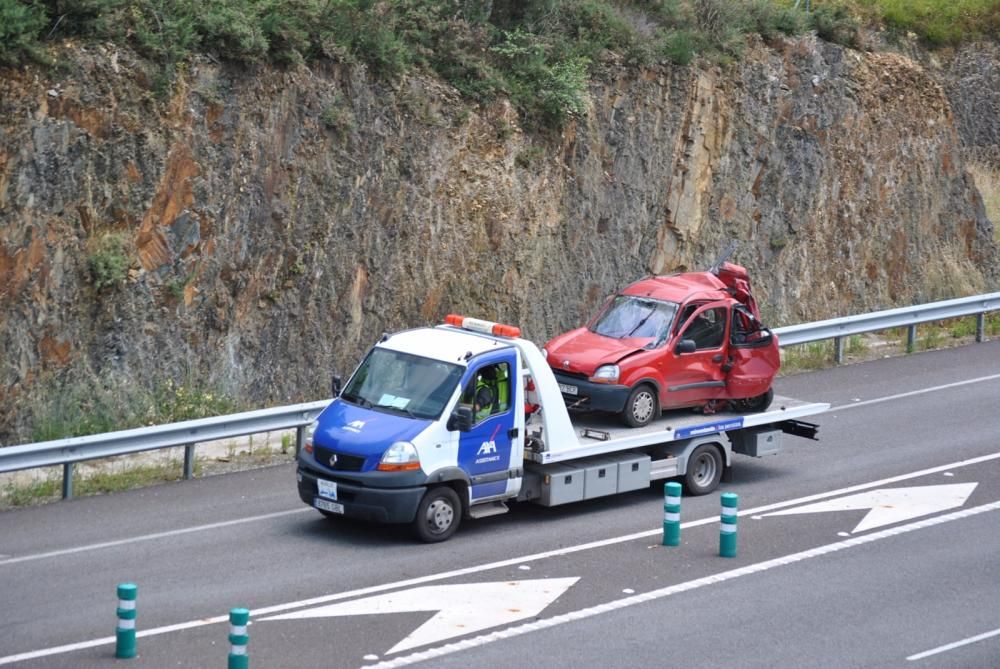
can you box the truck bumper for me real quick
[552,372,631,413]
[297,465,425,524]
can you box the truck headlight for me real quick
[304,420,318,453]
[377,441,421,471]
[589,364,620,384]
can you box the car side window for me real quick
[683,307,727,350]
[731,306,772,347]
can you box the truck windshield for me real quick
[340,348,463,420]
[590,296,679,345]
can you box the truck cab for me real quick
[297,317,531,542]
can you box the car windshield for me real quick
[340,347,463,420]
[590,296,679,345]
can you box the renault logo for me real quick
[329,453,338,467]
[562,360,570,369]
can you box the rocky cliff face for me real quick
[0,35,996,442]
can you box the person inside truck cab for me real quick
[461,363,510,423]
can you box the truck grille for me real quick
[314,446,366,472]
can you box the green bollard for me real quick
[115,583,138,659]
[228,608,250,669]
[719,492,738,558]
[662,481,682,546]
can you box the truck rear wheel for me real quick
[684,443,723,495]
[413,486,462,543]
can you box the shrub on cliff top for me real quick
[0,0,47,66]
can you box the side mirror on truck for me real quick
[331,374,342,397]
[448,406,473,432]
[675,339,696,354]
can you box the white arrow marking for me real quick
[761,483,977,533]
[261,577,579,654]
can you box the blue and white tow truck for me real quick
[296,315,829,542]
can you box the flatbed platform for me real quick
[525,395,830,464]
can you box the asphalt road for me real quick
[1,340,999,668]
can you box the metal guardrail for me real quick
[0,400,328,499]
[773,292,1000,361]
[1,292,997,500]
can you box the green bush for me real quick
[0,0,48,66]
[492,28,590,127]
[657,27,697,65]
[809,3,861,49]
[31,372,240,441]
[871,0,997,45]
[88,233,129,291]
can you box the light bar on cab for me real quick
[444,314,521,338]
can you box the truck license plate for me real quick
[558,383,579,396]
[314,497,344,514]
[317,478,338,500]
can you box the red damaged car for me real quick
[542,260,779,427]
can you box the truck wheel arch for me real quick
[425,468,470,509]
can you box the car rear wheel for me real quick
[731,388,774,413]
[412,486,462,543]
[623,384,657,428]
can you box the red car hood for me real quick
[544,328,646,376]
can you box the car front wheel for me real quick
[623,384,657,428]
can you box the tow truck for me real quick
[296,315,829,542]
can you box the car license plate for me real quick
[558,383,578,396]
[317,478,338,500]
[314,497,344,514]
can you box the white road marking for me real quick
[263,578,580,654]
[829,373,1000,413]
[3,451,1000,666]
[366,501,1000,668]
[907,626,1000,661]
[761,483,978,533]
[0,508,310,566]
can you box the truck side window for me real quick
[460,362,511,424]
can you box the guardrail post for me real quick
[662,481,682,546]
[976,313,985,343]
[62,463,74,500]
[183,444,195,480]
[228,608,250,669]
[720,493,738,558]
[834,337,844,364]
[115,582,138,659]
[906,324,917,353]
[295,425,305,456]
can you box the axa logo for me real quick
[344,420,366,433]
[477,440,497,456]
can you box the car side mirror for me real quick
[331,374,342,397]
[675,339,696,354]
[448,406,473,432]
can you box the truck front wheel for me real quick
[413,486,462,543]
[684,443,723,495]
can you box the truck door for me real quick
[457,352,517,501]
[663,301,731,407]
